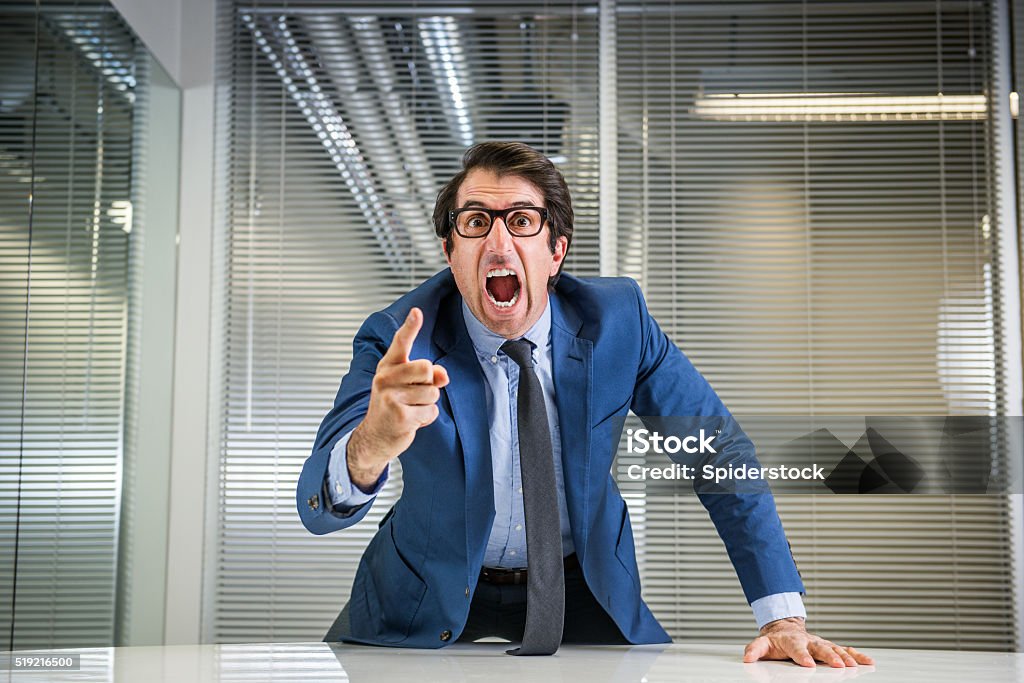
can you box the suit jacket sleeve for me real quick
[296,310,401,535]
[626,279,805,603]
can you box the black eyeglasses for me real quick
[449,206,549,238]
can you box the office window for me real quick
[213,0,599,642]
[0,2,146,648]
[617,0,1014,648]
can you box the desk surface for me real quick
[3,641,1021,682]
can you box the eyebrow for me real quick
[459,200,538,209]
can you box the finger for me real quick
[432,364,449,388]
[390,358,434,385]
[832,644,857,667]
[788,644,816,668]
[382,308,422,365]
[742,636,771,663]
[409,403,439,427]
[809,640,844,668]
[844,646,875,666]
[393,384,441,406]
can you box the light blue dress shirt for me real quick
[324,297,805,628]
[458,298,574,567]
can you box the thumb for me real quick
[744,636,771,663]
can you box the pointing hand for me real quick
[347,308,449,489]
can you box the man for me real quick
[297,141,873,666]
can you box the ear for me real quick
[442,237,452,265]
[549,235,568,277]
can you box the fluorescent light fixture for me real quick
[241,14,405,271]
[54,14,137,101]
[108,200,133,234]
[693,92,990,122]
[419,17,474,146]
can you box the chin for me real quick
[471,301,521,336]
[481,314,526,339]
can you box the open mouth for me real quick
[485,267,521,309]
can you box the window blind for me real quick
[214,0,1017,650]
[616,0,1015,649]
[212,0,599,642]
[0,1,142,649]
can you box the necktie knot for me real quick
[501,339,535,369]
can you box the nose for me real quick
[484,215,515,252]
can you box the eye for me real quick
[510,212,533,228]
[463,212,489,228]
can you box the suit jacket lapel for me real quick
[550,292,594,560]
[434,295,495,567]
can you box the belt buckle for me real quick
[481,566,528,585]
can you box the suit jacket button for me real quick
[308,494,319,511]
[440,630,452,642]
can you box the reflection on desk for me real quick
[2,641,1021,682]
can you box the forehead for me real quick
[455,168,544,207]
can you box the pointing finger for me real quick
[382,308,422,365]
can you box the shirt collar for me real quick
[461,294,552,361]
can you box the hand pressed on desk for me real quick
[743,617,875,668]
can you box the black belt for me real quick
[479,553,579,586]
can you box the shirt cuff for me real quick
[751,592,807,630]
[326,431,389,509]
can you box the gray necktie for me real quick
[501,339,564,656]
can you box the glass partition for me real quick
[0,0,179,650]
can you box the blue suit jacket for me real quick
[296,270,804,648]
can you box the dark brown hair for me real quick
[433,141,574,286]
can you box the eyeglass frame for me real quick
[448,205,550,238]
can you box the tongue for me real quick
[487,275,518,303]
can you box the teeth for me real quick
[487,268,517,278]
[487,290,519,308]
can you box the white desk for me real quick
[3,641,1021,682]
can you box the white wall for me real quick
[116,53,180,647]
[111,0,217,88]
[111,0,217,645]
[109,0,183,86]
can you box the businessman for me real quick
[297,141,873,666]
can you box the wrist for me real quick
[759,616,806,636]
[347,425,387,490]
